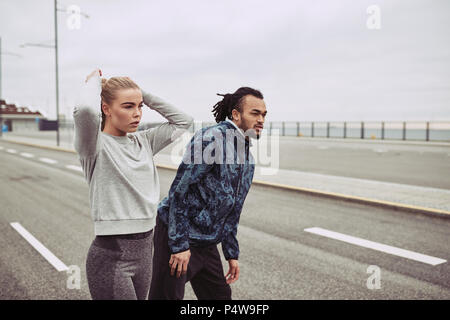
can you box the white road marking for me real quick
[20,152,34,158]
[39,157,58,164]
[10,222,68,272]
[317,146,329,150]
[304,227,447,266]
[6,149,17,154]
[373,149,387,153]
[0,146,4,150]
[65,165,83,172]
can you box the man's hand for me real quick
[169,249,191,278]
[225,259,240,284]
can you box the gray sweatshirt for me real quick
[73,77,193,235]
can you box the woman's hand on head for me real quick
[85,68,102,83]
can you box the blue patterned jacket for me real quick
[157,120,255,260]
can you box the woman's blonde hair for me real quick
[100,77,140,130]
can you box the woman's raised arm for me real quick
[140,90,194,155]
[73,69,102,158]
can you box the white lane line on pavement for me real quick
[0,146,4,150]
[39,157,58,164]
[10,222,69,272]
[6,148,17,154]
[304,227,447,266]
[20,152,34,158]
[65,165,82,172]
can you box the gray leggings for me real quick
[86,229,153,300]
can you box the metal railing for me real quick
[260,121,450,142]
[3,120,449,145]
[185,121,450,142]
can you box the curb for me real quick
[3,138,450,219]
[1,139,76,154]
[249,180,450,219]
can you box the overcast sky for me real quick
[0,0,449,123]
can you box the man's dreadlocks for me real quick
[211,87,264,123]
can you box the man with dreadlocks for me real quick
[149,87,267,300]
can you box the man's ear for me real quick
[231,108,241,122]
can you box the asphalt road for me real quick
[0,140,449,299]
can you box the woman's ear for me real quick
[101,103,111,117]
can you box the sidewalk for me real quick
[2,133,450,218]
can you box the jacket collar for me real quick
[222,120,253,147]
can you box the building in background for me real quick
[0,99,45,132]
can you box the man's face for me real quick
[233,95,267,139]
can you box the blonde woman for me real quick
[73,69,193,299]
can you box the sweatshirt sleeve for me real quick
[73,73,102,159]
[140,90,194,155]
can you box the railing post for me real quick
[403,122,406,140]
[327,122,330,138]
[343,122,346,139]
[311,122,314,138]
[361,121,364,139]
[381,122,385,140]
[426,122,430,141]
[282,121,285,136]
[297,121,300,137]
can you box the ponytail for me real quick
[101,78,108,131]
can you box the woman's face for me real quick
[102,88,143,135]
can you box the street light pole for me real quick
[0,37,22,138]
[54,0,60,146]
[0,36,2,138]
[20,3,88,146]
[0,36,2,102]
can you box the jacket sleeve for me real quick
[167,130,215,254]
[221,205,242,260]
[221,164,255,260]
[140,90,194,155]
